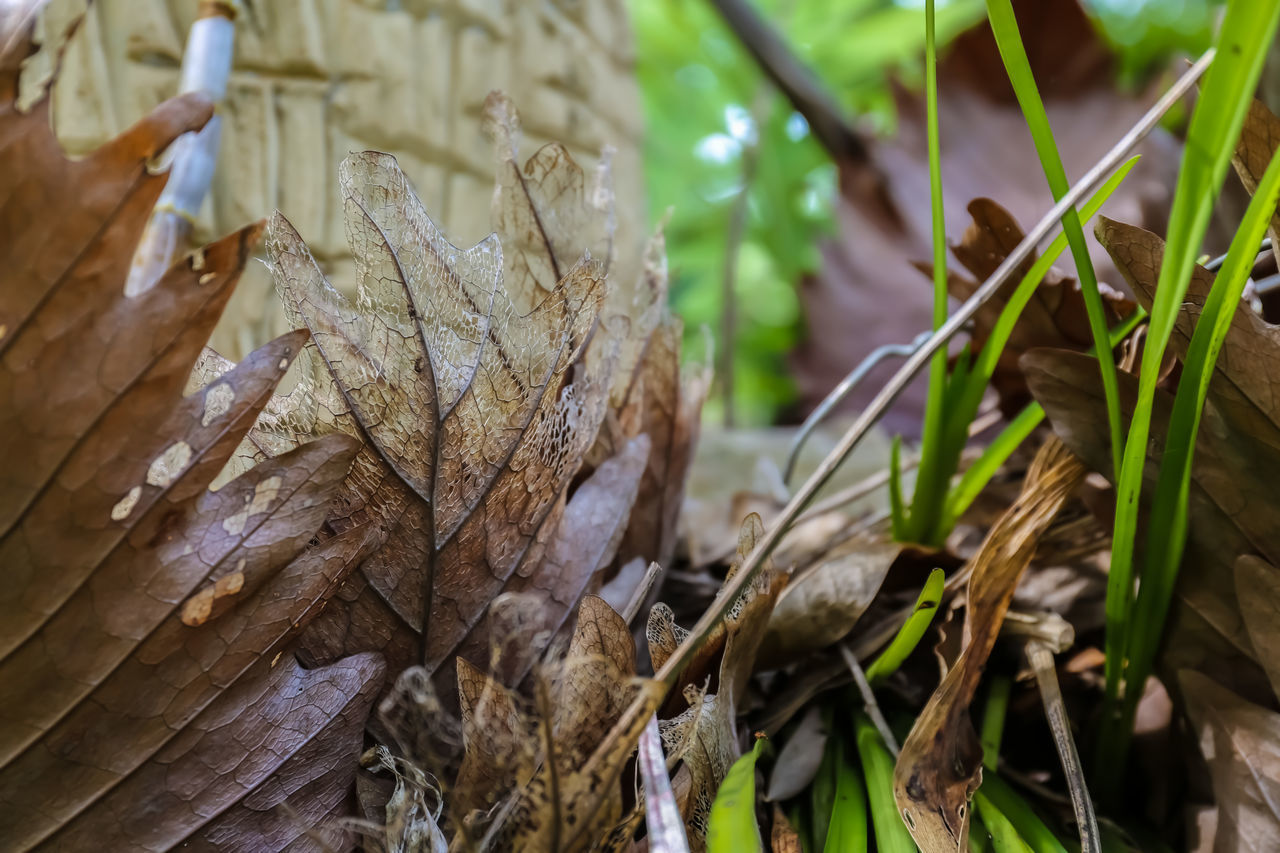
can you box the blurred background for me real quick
[633,0,1219,429]
[41,0,1224,431]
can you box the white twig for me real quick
[839,643,899,756]
[1027,640,1100,853]
[639,715,691,852]
[126,3,237,295]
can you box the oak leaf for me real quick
[0,5,382,850]
[223,96,696,703]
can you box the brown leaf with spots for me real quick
[0,5,380,850]
[894,438,1085,852]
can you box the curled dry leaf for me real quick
[894,438,1085,853]
[0,5,382,850]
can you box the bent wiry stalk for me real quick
[1027,641,1099,853]
[649,48,1215,694]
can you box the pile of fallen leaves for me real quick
[9,1,1280,851]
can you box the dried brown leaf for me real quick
[1024,347,1276,706]
[1180,670,1280,852]
[0,6,380,848]
[650,514,785,849]
[1232,98,1280,270]
[760,534,900,667]
[929,198,1135,416]
[894,438,1086,852]
[1234,555,1280,701]
[481,598,665,851]
[250,95,686,709]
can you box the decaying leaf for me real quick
[1235,555,1280,699]
[1025,211,1280,705]
[1181,670,1280,853]
[649,514,786,850]
[894,438,1086,852]
[475,596,666,851]
[1232,98,1280,270]
[0,6,381,849]
[205,93,700,710]
[760,533,900,667]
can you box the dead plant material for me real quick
[893,437,1086,852]
[0,5,383,849]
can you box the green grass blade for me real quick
[824,735,869,853]
[866,568,945,685]
[889,435,908,539]
[853,713,917,853]
[811,722,838,851]
[977,775,1068,853]
[1100,0,1280,782]
[944,303,1148,529]
[974,792,1034,853]
[985,0,1126,479]
[789,802,815,853]
[708,735,769,853]
[1123,145,1280,735]
[906,0,953,545]
[980,675,1013,770]
[944,403,1043,533]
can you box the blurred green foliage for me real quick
[632,0,1219,426]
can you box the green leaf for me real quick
[1100,0,1280,782]
[974,792,1034,853]
[865,568,945,685]
[985,0,1126,479]
[811,725,839,851]
[976,774,1068,853]
[853,713,916,853]
[823,736,868,853]
[708,735,770,853]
